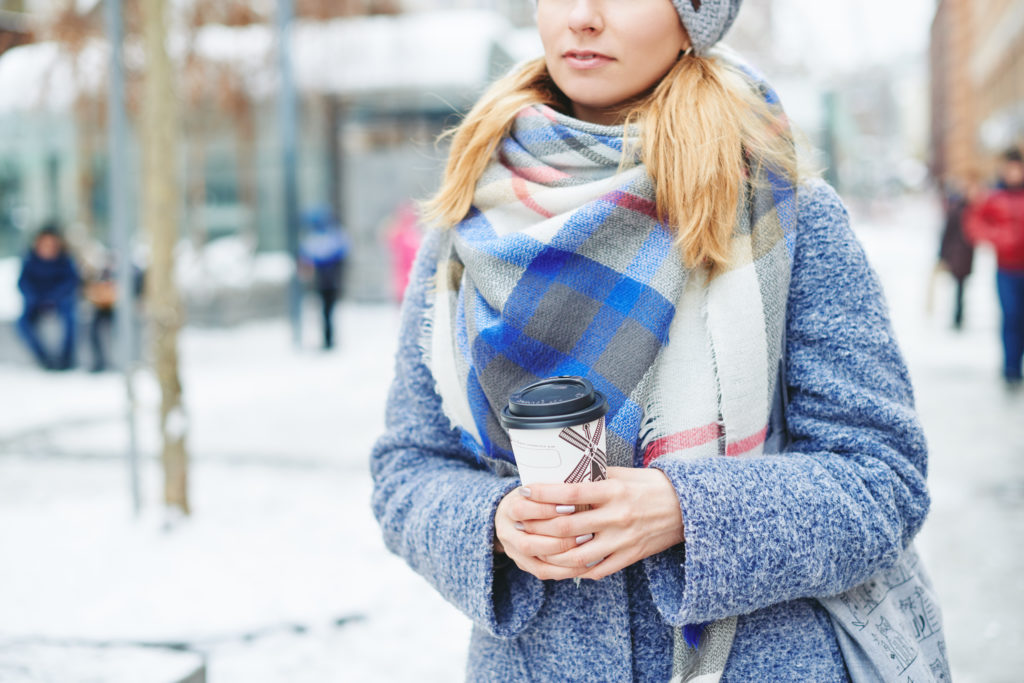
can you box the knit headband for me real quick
[672,0,742,55]
[533,0,742,56]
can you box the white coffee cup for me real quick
[500,376,609,486]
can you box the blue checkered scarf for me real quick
[430,109,667,466]
[428,106,795,469]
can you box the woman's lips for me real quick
[563,50,614,70]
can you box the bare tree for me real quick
[140,0,188,514]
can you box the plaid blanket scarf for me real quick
[427,65,797,682]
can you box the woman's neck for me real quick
[571,102,631,127]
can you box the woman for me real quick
[371,1,946,680]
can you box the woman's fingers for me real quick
[503,487,582,522]
[540,529,621,570]
[510,554,586,582]
[519,478,622,508]
[517,508,597,539]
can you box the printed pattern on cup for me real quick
[559,420,607,483]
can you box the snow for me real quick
[500,26,544,64]
[0,644,203,683]
[0,9,513,113]
[0,257,20,320]
[0,40,107,114]
[290,11,509,96]
[0,193,1021,681]
[0,303,472,682]
[174,236,293,301]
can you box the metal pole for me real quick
[105,0,141,515]
[276,0,302,347]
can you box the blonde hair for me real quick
[423,54,798,274]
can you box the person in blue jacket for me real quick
[17,224,81,370]
[371,1,947,680]
[299,206,350,349]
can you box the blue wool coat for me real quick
[370,180,930,681]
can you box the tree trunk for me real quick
[187,109,208,250]
[234,97,257,248]
[72,91,96,243]
[141,0,189,514]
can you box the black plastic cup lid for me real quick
[500,376,608,430]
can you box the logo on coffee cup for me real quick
[559,421,607,483]
[500,376,608,486]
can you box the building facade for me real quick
[931,0,1024,183]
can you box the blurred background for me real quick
[0,0,1020,681]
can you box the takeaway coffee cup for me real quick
[500,376,609,487]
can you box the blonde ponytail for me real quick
[633,54,797,273]
[424,53,797,274]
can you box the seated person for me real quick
[17,224,81,370]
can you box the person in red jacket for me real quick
[966,147,1024,388]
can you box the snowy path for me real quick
[0,194,1021,682]
[854,197,1024,683]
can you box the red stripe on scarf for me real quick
[516,164,571,184]
[512,177,555,218]
[643,423,769,465]
[643,423,721,466]
[611,191,658,220]
[533,106,560,123]
[725,425,768,457]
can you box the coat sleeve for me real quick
[642,179,930,625]
[369,230,546,638]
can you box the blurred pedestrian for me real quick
[83,260,116,373]
[16,223,81,370]
[299,206,349,350]
[937,177,976,329]
[82,252,144,373]
[966,147,1024,389]
[385,201,422,303]
[371,0,946,680]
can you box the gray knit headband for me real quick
[672,0,742,55]
[533,0,742,56]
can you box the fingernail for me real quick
[514,522,525,531]
[519,487,532,498]
[585,557,604,568]
[575,533,593,544]
[555,505,575,514]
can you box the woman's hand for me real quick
[495,484,590,581]
[494,467,685,581]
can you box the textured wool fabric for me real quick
[672,0,743,55]
[370,180,933,681]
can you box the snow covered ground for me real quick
[0,192,1021,682]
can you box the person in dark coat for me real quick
[299,206,350,349]
[938,179,976,329]
[16,224,81,370]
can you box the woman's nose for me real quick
[567,0,604,34]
